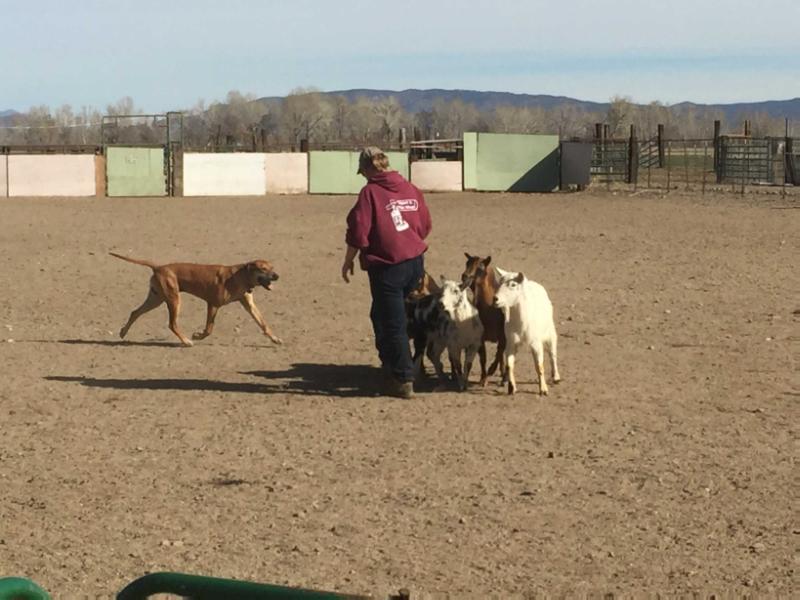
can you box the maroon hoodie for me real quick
[345,170,432,269]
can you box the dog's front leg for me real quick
[240,293,282,344]
[193,304,219,341]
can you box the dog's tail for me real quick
[109,252,158,269]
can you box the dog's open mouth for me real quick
[257,272,279,290]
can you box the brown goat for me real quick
[461,253,506,386]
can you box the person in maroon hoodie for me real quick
[342,147,432,399]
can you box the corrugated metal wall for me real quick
[106,147,166,197]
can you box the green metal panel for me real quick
[106,147,167,197]
[468,132,560,192]
[463,132,478,190]
[309,151,410,195]
[308,151,359,194]
[385,151,409,179]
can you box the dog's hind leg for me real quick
[240,292,282,344]
[192,304,219,341]
[120,287,163,339]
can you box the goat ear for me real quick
[483,256,492,266]
[464,252,473,260]
[439,274,446,284]
[515,272,524,283]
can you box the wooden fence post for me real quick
[657,124,665,168]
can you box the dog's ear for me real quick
[464,252,473,260]
[245,262,257,271]
[439,274,447,285]
[483,256,492,266]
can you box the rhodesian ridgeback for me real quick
[110,252,281,347]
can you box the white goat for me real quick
[493,272,560,395]
[436,277,484,391]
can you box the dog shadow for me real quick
[56,338,179,348]
[243,363,384,398]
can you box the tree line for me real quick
[0,88,792,148]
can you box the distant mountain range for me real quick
[4,90,800,122]
[259,89,800,121]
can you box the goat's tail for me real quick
[109,252,158,269]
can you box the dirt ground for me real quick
[0,188,797,598]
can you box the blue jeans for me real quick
[367,255,424,383]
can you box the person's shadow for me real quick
[45,363,386,398]
[243,363,384,397]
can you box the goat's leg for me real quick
[411,332,427,380]
[548,335,561,384]
[506,344,518,395]
[497,335,508,384]
[487,345,501,376]
[447,347,466,391]
[530,340,549,396]
[462,345,479,391]
[427,339,449,389]
[478,341,488,387]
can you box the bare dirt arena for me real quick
[0,189,797,598]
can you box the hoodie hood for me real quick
[367,170,405,193]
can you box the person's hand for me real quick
[341,258,355,283]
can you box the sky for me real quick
[1,0,798,112]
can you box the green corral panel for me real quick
[308,151,358,194]
[385,151,409,180]
[309,151,410,195]
[106,147,166,197]
[464,132,560,192]
[463,132,478,190]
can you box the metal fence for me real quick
[589,134,800,196]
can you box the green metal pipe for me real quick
[116,572,371,600]
[0,578,51,600]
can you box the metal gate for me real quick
[639,138,660,168]
[718,137,773,184]
[592,140,628,181]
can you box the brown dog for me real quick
[110,252,281,347]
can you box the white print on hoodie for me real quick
[385,199,418,232]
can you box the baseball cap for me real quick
[356,146,385,175]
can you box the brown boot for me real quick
[384,377,415,399]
